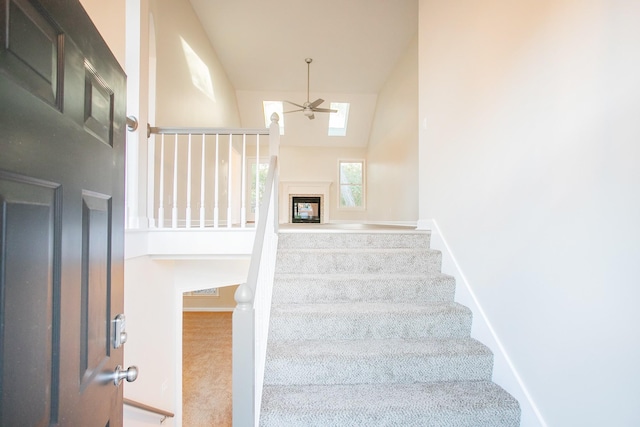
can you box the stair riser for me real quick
[268,311,472,340]
[260,409,520,427]
[272,275,456,304]
[261,381,521,427]
[276,249,441,275]
[278,232,431,250]
[264,354,494,385]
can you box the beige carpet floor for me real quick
[183,312,232,427]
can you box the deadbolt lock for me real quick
[113,314,128,349]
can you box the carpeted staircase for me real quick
[260,229,520,426]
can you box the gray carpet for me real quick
[260,230,520,426]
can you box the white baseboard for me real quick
[421,218,547,427]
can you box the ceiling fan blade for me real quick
[284,109,304,114]
[308,98,324,109]
[312,108,338,113]
[284,100,305,109]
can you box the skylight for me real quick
[263,101,284,135]
[328,102,350,136]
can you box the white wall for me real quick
[149,0,240,127]
[123,256,249,425]
[366,34,418,224]
[418,1,640,426]
[79,0,126,68]
[280,145,368,222]
[123,257,177,426]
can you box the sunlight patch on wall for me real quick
[180,37,215,101]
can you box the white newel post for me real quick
[233,285,255,426]
[269,113,280,158]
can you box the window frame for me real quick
[337,159,366,210]
[328,102,350,137]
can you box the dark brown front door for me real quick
[0,0,127,425]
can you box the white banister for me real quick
[171,134,178,229]
[241,134,247,228]
[147,126,270,229]
[147,133,156,228]
[214,134,220,228]
[232,156,279,427]
[255,133,260,221]
[199,134,206,228]
[186,133,193,228]
[227,134,233,228]
[232,113,280,427]
[158,133,165,228]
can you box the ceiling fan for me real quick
[284,58,337,120]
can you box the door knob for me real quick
[112,365,138,386]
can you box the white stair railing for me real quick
[147,124,272,229]
[233,114,280,427]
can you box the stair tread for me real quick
[261,381,520,427]
[278,247,437,253]
[262,230,521,425]
[264,337,494,385]
[271,301,470,315]
[274,272,454,280]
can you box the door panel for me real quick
[0,0,127,425]
[0,174,60,427]
[80,191,112,389]
[0,0,62,108]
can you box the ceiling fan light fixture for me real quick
[283,58,334,120]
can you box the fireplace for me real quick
[291,196,321,223]
[280,182,331,224]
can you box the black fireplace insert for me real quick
[292,196,321,223]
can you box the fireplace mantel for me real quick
[280,181,332,224]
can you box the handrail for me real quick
[233,155,279,427]
[149,126,269,135]
[123,398,174,423]
[230,113,279,427]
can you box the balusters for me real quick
[149,127,272,229]
[241,134,247,228]
[158,134,165,228]
[171,134,178,229]
[199,134,206,228]
[227,134,233,228]
[214,134,220,228]
[147,133,156,228]
[186,134,193,228]
[255,134,260,221]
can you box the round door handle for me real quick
[113,365,138,386]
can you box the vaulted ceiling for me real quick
[188,0,418,147]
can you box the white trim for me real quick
[420,218,547,427]
[337,158,366,210]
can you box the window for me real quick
[263,101,284,135]
[247,157,269,221]
[328,102,350,136]
[338,160,365,208]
